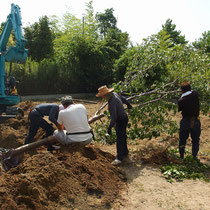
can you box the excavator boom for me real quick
[0,4,28,118]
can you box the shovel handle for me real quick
[12,136,57,156]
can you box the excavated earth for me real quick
[0,101,126,209]
[0,100,209,210]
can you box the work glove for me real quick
[127,104,133,109]
[107,127,112,135]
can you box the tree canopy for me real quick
[161,19,188,45]
[193,30,210,54]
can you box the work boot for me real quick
[179,146,185,159]
[111,158,122,166]
[47,145,60,152]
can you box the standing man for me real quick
[178,82,201,159]
[25,103,63,151]
[54,96,93,145]
[96,85,132,165]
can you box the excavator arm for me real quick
[0,4,28,119]
[0,4,28,62]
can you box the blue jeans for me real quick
[25,110,54,149]
[179,118,201,158]
[115,116,129,161]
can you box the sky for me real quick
[0,0,209,44]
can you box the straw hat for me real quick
[96,85,114,97]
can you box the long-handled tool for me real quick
[0,114,103,172]
[0,136,56,172]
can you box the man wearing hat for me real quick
[53,96,93,145]
[178,82,201,159]
[25,103,63,151]
[96,85,132,165]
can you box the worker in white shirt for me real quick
[53,96,93,145]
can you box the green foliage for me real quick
[193,30,210,54]
[37,59,60,93]
[93,111,117,144]
[109,28,209,141]
[127,101,178,140]
[24,16,54,62]
[113,47,138,82]
[53,1,129,92]
[1,1,208,107]
[160,149,210,182]
[161,18,188,45]
[96,8,117,37]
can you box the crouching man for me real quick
[53,96,93,146]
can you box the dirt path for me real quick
[113,163,210,210]
[98,111,210,210]
[98,142,210,210]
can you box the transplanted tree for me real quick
[92,31,209,143]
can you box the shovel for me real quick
[0,136,56,172]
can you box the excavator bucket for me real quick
[4,46,28,63]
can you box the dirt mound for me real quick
[1,100,209,209]
[0,101,126,209]
[0,145,125,209]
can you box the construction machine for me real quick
[0,3,28,121]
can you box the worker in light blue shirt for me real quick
[25,103,63,151]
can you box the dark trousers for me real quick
[115,116,129,161]
[25,111,54,148]
[179,118,201,158]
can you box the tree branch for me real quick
[90,79,179,124]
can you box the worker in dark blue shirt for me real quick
[25,103,63,151]
[178,82,201,159]
[96,85,132,165]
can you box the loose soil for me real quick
[0,100,209,210]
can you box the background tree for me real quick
[1,1,208,99]
[0,22,16,48]
[113,47,138,82]
[53,2,129,92]
[24,16,54,62]
[192,30,210,54]
[96,8,117,37]
[161,19,188,45]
